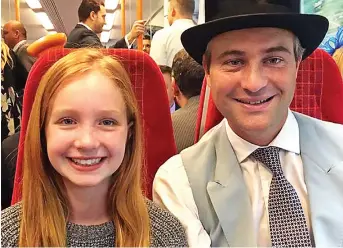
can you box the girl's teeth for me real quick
[71,158,101,166]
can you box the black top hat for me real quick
[181,0,329,64]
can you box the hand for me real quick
[127,20,146,43]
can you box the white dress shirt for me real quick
[153,110,311,247]
[150,19,195,67]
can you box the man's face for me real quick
[204,27,300,144]
[2,23,18,49]
[93,5,106,33]
[163,72,174,107]
[143,39,151,54]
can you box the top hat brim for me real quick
[181,13,329,64]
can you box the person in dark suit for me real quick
[171,49,204,153]
[1,132,20,209]
[1,41,26,140]
[2,20,36,72]
[65,0,145,49]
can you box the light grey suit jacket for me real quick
[181,112,343,247]
[15,41,36,72]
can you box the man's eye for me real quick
[224,60,243,66]
[266,57,283,64]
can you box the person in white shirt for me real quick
[153,0,343,247]
[2,20,36,72]
[150,0,195,67]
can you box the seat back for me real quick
[195,49,343,142]
[12,48,176,204]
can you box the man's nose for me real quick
[241,65,268,93]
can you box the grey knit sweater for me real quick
[1,200,188,247]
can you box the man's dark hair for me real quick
[143,34,151,40]
[172,0,195,17]
[78,0,105,22]
[159,65,172,75]
[172,49,204,99]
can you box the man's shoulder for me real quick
[295,112,343,137]
[171,107,187,122]
[184,120,225,149]
[66,25,101,48]
[295,112,343,156]
[1,203,21,247]
[68,24,94,38]
[152,27,170,41]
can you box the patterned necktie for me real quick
[251,147,312,247]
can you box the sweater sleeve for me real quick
[1,203,21,247]
[147,200,188,247]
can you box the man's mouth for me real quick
[235,96,274,105]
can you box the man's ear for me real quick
[89,11,97,21]
[295,59,301,72]
[172,77,180,97]
[172,7,176,17]
[14,30,20,38]
[202,55,211,88]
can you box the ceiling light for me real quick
[105,0,119,10]
[26,0,42,9]
[100,31,111,43]
[103,13,115,30]
[35,12,54,30]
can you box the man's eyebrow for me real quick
[263,46,292,55]
[217,50,245,60]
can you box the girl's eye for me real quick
[59,118,76,125]
[100,119,116,126]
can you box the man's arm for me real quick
[110,20,145,49]
[153,155,211,247]
[111,37,128,48]
[150,30,167,65]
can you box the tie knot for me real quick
[251,146,282,174]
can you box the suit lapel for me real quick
[296,113,343,246]
[207,123,256,247]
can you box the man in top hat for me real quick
[153,0,343,247]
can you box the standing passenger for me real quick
[65,0,145,49]
[150,0,195,67]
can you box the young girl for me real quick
[1,49,188,247]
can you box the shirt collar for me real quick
[13,40,26,52]
[225,109,300,163]
[170,102,176,113]
[171,19,195,26]
[78,22,93,32]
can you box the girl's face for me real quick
[45,71,129,190]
